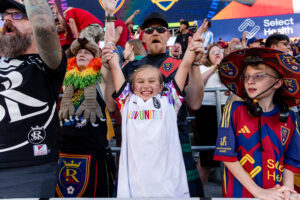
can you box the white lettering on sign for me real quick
[263,17,295,36]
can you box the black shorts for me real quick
[195,105,221,168]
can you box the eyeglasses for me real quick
[210,49,224,55]
[0,12,26,20]
[240,72,279,82]
[144,26,167,34]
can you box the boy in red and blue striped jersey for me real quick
[214,48,300,200]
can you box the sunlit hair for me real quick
[130,65,163,87]
[127,39,147,57]
[205,44,224,66]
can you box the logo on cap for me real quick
[219,62,238,78]
[282,78,299,95]
[151,0,178,11]
[277,54,300,73]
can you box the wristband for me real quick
[105,14,116,22]
[192,61,201,66]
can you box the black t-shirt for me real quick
[175,32,193,55]
[122,53,188,124]
[0,53,67,168]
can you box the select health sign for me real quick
[207,13,300,42]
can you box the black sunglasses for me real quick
[144,26,167,34]
[0,12,27,20]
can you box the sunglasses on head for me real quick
[0,12,26,20]
[144,26,167,34]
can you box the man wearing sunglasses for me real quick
[103,11,206,197]
[0,0,66,197]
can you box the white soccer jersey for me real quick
[114,81,189,198]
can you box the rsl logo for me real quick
[56,154,91,197]
[152,0,178,11]
[99,0,125,14]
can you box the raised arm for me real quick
[178,19,209,110]
[125,9,140,25]
[102,0,125,97]
[24,0,62,69]
[51,3,72,36]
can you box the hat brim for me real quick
[71,37,100,58]
[141,18,168,29]
[0,0,26,14]
[218,48,300,107]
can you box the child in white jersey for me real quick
[103,25,207,198]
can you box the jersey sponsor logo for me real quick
[219,62,238,78]
[98,0,125,14]
[281,126,290,145]
[277,54,300,73]
[27,126,46,144]
[56,153,91,197]
[0,66,49,123]
[0,58,56,153]
[240,154,262,178]
[152,97,161,109]
[33,144,48,156]
[238,125,251,134]
[282,78,299,95]
[151,0,178,11]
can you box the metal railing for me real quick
[109,87,229,153]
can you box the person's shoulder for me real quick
[224,100,246,114]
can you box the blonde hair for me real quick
[127,39,147,57]
[130,65,163,87]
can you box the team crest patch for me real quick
[227,82,238,94]
[163,63,173,72]
[56,153,91,197]
[159,57,181,77]
[235,50,246,56]
[281,126,290,145]
[282,78,299,95]
[99,0,125,14]
[277,54,300,73]
[219,62,238,78]
[151,0,178,11]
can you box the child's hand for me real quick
[102,0,118,13]
[254,184,285,200]
[102,43,119,68]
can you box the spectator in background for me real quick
[171,42,183,59]
[122,39,146,66]
[247,37,263,48]
[195,44,228,186]
[57,37,115,197]
[63,7,104,43]
[115,18,128,65]
[175,20,193,55]
[201,20,213,48]
[265,33,291,54]
[125,9,140,40]
[51,3,74,57]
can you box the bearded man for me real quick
[0,0,66,197]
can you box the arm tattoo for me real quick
[24,0,62,69]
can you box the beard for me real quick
[0,23,33,58]
[148,43,166,55]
